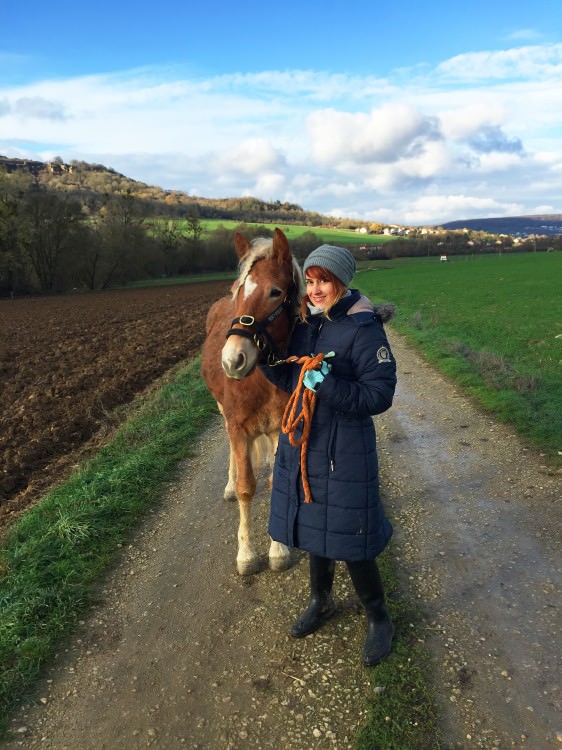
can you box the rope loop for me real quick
[281,352,326,503]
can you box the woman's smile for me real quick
[311,293,326,305]
[306,276,337,309]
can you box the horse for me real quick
[201,228,305,575]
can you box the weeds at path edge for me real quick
[0,357,216,735]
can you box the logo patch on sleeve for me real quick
[376,346,392,364]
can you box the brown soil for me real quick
[0,282,230,530]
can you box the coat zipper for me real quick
[309,319,323,353]
[328,421,338,472]
[310,318,336,470]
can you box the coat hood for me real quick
[347,293,395,323]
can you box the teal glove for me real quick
[303,360,332,392]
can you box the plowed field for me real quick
[0,281,229,530]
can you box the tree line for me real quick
[2,163,559,297]
[0,169,328,296]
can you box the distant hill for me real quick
[441,215,562,237]
[5,155,560,236]
[0,155,336,228]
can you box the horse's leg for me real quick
[218,406,237,501]
[224,439,237,502]
[269,539,291,571]
[266,431,291,571]
[238,495,259,576]
[229,426,259,576]
[266,431,278,490]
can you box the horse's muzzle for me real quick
[221,338,258,380]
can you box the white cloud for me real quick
[359,141,453,193]
[476,151,525,172]
[218,70,396,103]
[402,195,524,226]
[1,42,561,225]
[290,173,321,190]
[308,103,441,166]
[254,172,286,196]
[504,28,543,42]
[399,140,453,180]
[533,204,556,212]
[439,104,508,141]
[436,43,562,82]
[214,138,286,177]
[14,96,66,120]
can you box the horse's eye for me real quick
[270,289,282,298]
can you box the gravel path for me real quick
[3,332,561,749]
[378,335,561,749]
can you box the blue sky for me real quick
[1,0,562,225]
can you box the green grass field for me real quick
[171,218,398,247]
[357,252,562,461]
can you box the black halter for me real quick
[225,296,295,366]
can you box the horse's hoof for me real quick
[224,489,237,502]
[237,558,261,576]
[269,555,291,572]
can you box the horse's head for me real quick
[222,228,304,380]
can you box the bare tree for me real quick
[19,191,84,291]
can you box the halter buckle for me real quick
[239,315,255,326]
[254,334,266,351]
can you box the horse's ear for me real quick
[234,232,251,259]
[272,228,291,264]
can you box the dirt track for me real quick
[3,333,561,750]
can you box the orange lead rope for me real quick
[281,352,326,503]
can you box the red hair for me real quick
[300,265,347,320]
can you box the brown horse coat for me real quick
[201,229,304,574]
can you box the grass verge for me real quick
[0,356,217,734]
[355,546,441,750]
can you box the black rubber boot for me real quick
[291,555,336,637]
[347,559,394,666]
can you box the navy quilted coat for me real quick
[261,290,397,561]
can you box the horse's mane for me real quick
[232,236,306,303]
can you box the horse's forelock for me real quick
[231,236,304,311]
[232,237,275,298]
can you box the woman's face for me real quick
[305,274,337,310]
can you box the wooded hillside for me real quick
[1,156,344,296]
[0,155,337,227]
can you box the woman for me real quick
[260,243,397,667]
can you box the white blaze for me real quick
[243,274,258,299]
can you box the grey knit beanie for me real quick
[303,244,356,286]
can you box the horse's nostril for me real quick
[236,352,246,371]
